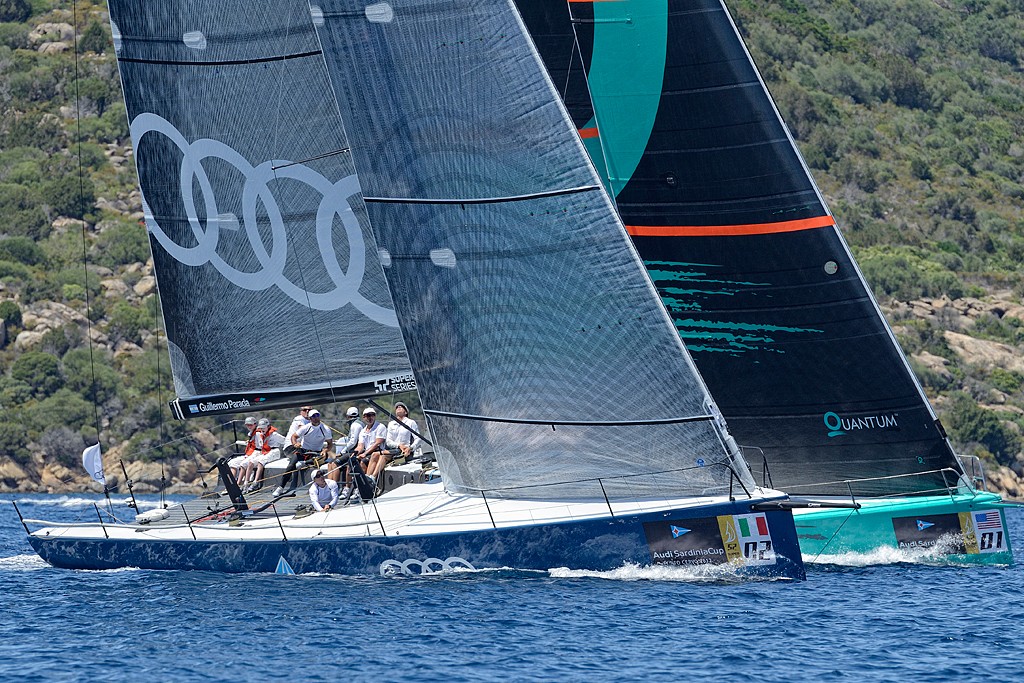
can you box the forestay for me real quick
[313,0,755,499]
[108,0,412,417]
[517,0,965,497]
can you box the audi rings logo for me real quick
[130,112,397,324]
[379,557,477,576]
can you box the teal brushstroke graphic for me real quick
[644,258,825,354]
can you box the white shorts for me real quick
[228,454,249,468]
[254,448,281,466]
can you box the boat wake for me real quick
[0,554,50,571]
[806,534,1004,568]
[549,562,786,583]
[11,496,172,511]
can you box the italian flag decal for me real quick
[718,513,776,566]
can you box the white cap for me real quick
[362,407,376,415]
[312,468,326,479]
[309,409,321,418]
[346,407,359,417]
[257,418,270,428]
[244,417,257,426]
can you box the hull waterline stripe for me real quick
[117,50,323,67]
[626,215,836,237]
[364,185,599,205]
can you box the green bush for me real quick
[63,347,119,403]
[0,0,31,23]
[28,388,94,434]
[0,300,22,327]
[0,421,30,465]
[78,21,109,56]
[10,351,64,399]
[0,22,29,49]
[947,393,1020,466]
[43,173,96,220]
[0,236,45,265]
[0,183,48,240]
[107,301,150,345]
[859,246,966,300]
[94,222,150,268]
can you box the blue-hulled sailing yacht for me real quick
[24,0,806,578]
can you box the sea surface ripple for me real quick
[1,495,1021,682]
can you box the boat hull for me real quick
[794,492,1016,564]
[29,498,806,579]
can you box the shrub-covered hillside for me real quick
[0,0,1023,494]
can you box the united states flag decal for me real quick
[974,511,1002,531]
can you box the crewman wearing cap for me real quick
[368,402,421,481]
[308,468,339,512]
[353,407,387,484]
[328,407,365,490]
[227,416,259,484]
[274,409,333,497]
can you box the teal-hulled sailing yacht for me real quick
[516,0,1014,562]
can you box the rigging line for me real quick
[422,409,715,427]
[273,11,337,410]
[271,147,351,171]
[811,507,857,564]
[71,0,103,452]
[363,185,599,205]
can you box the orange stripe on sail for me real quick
[625,215,836,237]
[578,127,600,139]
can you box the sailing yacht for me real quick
[25,0,806,578]
[515,0,1013,562]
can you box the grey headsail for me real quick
[313,0,755,499]
[107,1,412,417]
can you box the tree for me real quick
[43,173,96,220]
[78,21,109,55]
[10,351,64,399]
[0,421,30,464]
[0,300,22,328]
[0,0,31,23]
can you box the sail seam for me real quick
[364,185,599,205]
[116,50,322,67]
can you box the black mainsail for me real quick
[108,1,413,417]
[517,0,964,496]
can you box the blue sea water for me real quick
[1,495,1022,682]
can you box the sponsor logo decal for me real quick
[643,513,776,567]
[374,373,417,393]
[196,398,252,413]
[188,404,200,414]
[966,510,1006,554]
[916,520,934,531]
[380,557,475,576]
[823,411,899,438]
